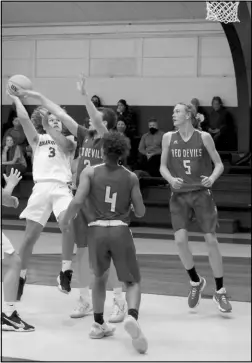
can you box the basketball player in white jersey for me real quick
[9,77,127,322]
[7,87,76,302]
[2,168,34,332]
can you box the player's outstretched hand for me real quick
[12,196,19,209]
[201,175,214,188]
[3,168,22,188]
[77,74,87,96]
[170,177,183,189]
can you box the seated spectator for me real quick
[116,99,137,138]
[190,98,207,130]
[91,95,102,108]
[116,120,132,168]
[138,118,164,177]
[2,135,27,177]
[3,117,27,154]
[208,96,237,151]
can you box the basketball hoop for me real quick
[206,2,240,24]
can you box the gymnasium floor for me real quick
[1,228,251,362]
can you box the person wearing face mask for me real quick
[138,118,164,177]
[91,95,102,109]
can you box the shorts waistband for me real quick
[34,179,72,185]
[88,220,128,227]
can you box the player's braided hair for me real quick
[102,131,130,162]
[30,106,46,134]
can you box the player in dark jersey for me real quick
[61,131,148,353]
[32,75,128,321]
[160,103,232,313]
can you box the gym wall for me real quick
[2,21,241,148]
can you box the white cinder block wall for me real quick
[2,21,237,107]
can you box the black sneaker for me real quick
[57,270,73,294]
[17,276,26,301]
[2,311,35,332]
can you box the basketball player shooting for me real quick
[61,131,148,354]
[6,86,76,304]
[11,75,128,322]
[160,103,232,313]
[2,168,34,332]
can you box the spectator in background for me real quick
[138,118,164,177]
[190,98,206,130]
[91,95,102,108]
[3,117,27,154]
[2,135,27,177]
[116,120,132,168]
[208,96,237,151]
[116,99,137,138]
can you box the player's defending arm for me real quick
[61,167,93,231]
[40,109,75,154]
[160,132,183,190]
[6,89,39,149]
[201,132,224,187]
[77,74,107,137]
[9,88,78,138]
[130,173,145,218]
[2,168,22,208]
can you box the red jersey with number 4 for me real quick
[167,130,212,193]
[88,164,133,224]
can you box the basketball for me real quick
[8,74,32,93]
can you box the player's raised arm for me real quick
[2,168,22,208]
[77,74,107,137]
[61,167,94,230]
[201,131,224,186]
[160,132,183,190]
[130,173,145,218]
[6,90,39,149]
[40,109,75,154]
[9,87,79,138]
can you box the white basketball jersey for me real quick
[32,134,72,183]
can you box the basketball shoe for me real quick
[70,296,93,318]
[188,276,206,308]
[108,298,127,323]
[213,287,232,313]
[124,315,148,354]
[17,276,26,301]
[2,311,35,332]
[89,321,116,339]
[57,270,73,294]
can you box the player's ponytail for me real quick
[186,103,202,130]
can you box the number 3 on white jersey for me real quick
[183,160,191,174]
[105,186,117,212]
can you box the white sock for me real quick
[79,287,90,300]
[4,302,16,317]
[62,260,72,272]
[20,269,27,279]
[113,287,123,300]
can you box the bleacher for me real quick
[2,156,251,235]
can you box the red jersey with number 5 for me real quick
[88,164,133,223]
[167,130,212,193]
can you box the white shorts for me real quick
[2,232,15,259]
[20,181,73,227]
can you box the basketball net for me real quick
[206,2,240,24]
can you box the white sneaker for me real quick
[70,296,93,318]
[124,315,148,354]
[108,298,127,323]
[89,321,116,339]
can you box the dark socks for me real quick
[187,267,200,283]
[215,277,223,291]
[94,312,104,325]
[128,308,139,321]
